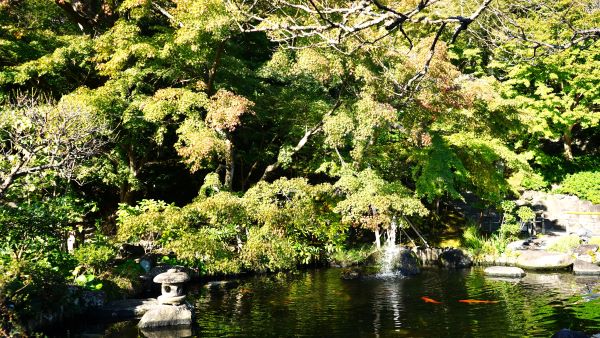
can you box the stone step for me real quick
[573,260,600,276]
[484,266,526,278]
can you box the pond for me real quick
[52,267,600,337]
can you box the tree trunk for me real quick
[224,139,234,190]
[563,126,574,161]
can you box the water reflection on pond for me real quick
[58,267,600,337]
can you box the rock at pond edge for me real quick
[516,251,574,270]
[484,266,526,278]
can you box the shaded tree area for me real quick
[0,0,598,334]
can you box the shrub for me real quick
[328,245,373,267]
[73,243,116,274]
[165,228,241,275]
[547,234,581,253]
[240,226,297,272]
[116,199,188,245]
[0,259,69,334]
[556,171,600,204]
[462,225,485,255]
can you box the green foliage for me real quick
[240,226,296,273]
[165,228,241,275]
[462,225,485,255]
[1,1,600,332]
[556,171,600,204]
[547,234,581,253]
[412,134,467,202]
[73,243,116,274]
[116,200,188,244]
[0,196,93,261]
[328,245,374,267]
[73,273,103,291]
[0,259,69,333]
[334,169,428,231]
[244,178,345,263]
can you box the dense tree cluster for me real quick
[0,0,598,334]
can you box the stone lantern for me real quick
[153,269,190,305]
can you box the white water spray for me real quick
[379,217,400,276]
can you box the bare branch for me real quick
[0,95,110,200]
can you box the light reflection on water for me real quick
[52,267,600,337]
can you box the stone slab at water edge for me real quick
[573,260,600,276]
[516,251,574,270]
[484,266,526,278]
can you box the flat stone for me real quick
[98,298,157,320]
[484,266,526,278]
[573,260,600,276]
[138,304,192,329]
[574,244,599,256]
[577,254,595,263]
[506,240,526,251]
[516,251,574,270]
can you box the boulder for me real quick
[516,251,574,270]
[118,243,145,259]
[138,304,193,329]
[366,247,421,275]
[573,260,600,276]
[438,248,472,269]
[484,266,526,278]
[394,249,421,275]
[341,267,363,280]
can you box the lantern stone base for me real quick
[138,304,192,329]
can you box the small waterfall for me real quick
[379,217,401,276]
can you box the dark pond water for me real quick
[54,267,600,337]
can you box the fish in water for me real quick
[421,296,442,304]
[458,299,499,304]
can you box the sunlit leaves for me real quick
[206,89,254,132]
[334,169,428,231]
[176,117,225,173]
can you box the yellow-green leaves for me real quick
[176,117,226,172]
[334,169,428,231]
[206,89,254,132]
[141,88,208,122]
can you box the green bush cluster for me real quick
[115,177,347,276]
[0,259,69,335]
[556,171,600,204]
[73,243,117,274]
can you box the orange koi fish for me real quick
[421,296,442,304]
[458,299,499,304]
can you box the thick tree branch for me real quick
[261,99,342,181]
